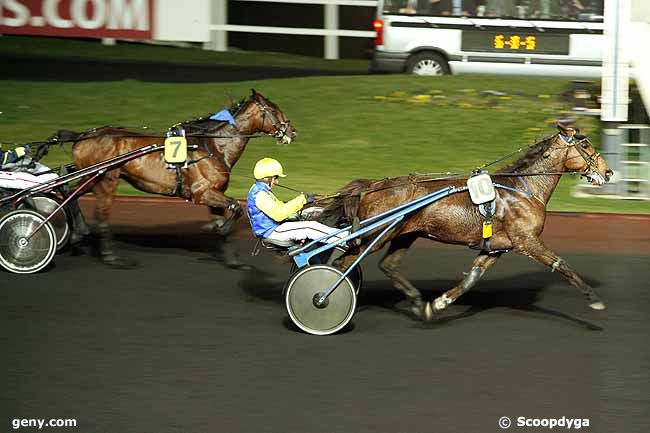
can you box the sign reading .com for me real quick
[0,0,152,39]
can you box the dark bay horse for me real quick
[54,90,296,267]
[323,124,613,320]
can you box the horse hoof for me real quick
[589,301,606,310]
[201,218,225,232]
[424,302,435,321]
[226,262,253,271]
[409,300,426,320]
[69,242,91,256]
[100,255,137,270]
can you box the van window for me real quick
[383,0,603,22]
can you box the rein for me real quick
[324,132,600,199]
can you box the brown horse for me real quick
[54,90,296,267]
[322,124,613,320]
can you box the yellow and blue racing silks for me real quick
[247,181,306,237]
[1,145,28,166]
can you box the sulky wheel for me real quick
[289,246,362,294]
[0,210,57,274]
[285,264,357,336]
[18,194,70,251]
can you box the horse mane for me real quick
[176,97,249,133]
[496,135,556,173]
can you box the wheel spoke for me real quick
[0,211,56,274]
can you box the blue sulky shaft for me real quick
[293,185,465,303]
[316,216,404,307]
[291,185,464,263]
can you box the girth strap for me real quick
[171,165,183,197]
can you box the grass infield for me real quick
[1,38,647,214]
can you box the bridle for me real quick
[169,96,291,141]
[556,132,606,183]
[253,97,292,142]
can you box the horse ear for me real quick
[251,88,257,98]
[557,123,575,137]
[225,92,235,106]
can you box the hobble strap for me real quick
[480,202,494,253]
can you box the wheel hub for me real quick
[313,292,329,309]
[17,237,28,247]
[414,60,442,76]
[285,265,357,335]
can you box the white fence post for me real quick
[205,0,228,51]
[205,0,377,59]
[324,3,339,60]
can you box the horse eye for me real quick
[581,141,590,149]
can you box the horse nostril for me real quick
[605,169,613,180]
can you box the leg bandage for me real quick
[551,258,564,273]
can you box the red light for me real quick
[373,19,384,46]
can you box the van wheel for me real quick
[406,52,449,76]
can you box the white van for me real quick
[370,0,604,77]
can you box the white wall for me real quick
[632,0,650,23]
[155,0,210,42]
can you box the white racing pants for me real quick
[266,221,349,245]
[0,162,58,190]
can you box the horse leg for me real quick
[378,234,426,319]
[516,238,605,310]
[196,190,248,270]
[215,200,243,236]
[65,198,91,249]
[202,207,227,232]
[424,253,501,320]
[57,182,91,245]
[91,172,135,268]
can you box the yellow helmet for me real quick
[254,158,286,180]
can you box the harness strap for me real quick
[493,183,532,197]
[171,165,183,197]
[251,238,262,257]
[478,200,495,217]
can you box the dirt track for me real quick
[2,199,649,433]
[3,52,649,433]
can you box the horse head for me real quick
[554,124,613,185]
[247,89,297,145]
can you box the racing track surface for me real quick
[1,200,649,433]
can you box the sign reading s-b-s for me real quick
[0,0,153,39]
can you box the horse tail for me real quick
[28,129,83,162]
[319,178,373,226]
[48,129,86,143]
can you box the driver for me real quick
[0,144,58,189]
[1,143,90,245]
[247,158,349,245]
